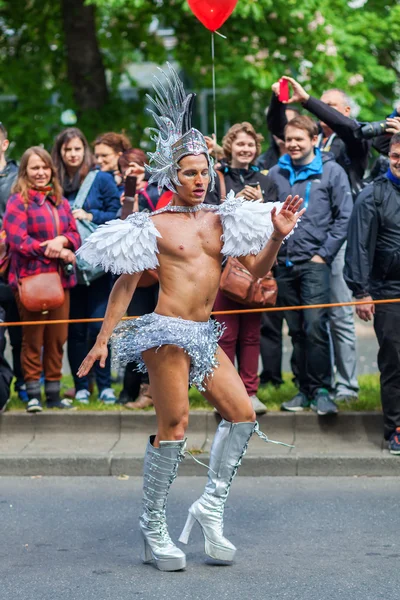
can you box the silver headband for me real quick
[145,63,215,194]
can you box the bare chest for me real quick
[154,212,222,259]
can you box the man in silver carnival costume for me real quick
[77,65,304,572]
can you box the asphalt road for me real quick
[1,476,399,600]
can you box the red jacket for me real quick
[3,189,81,290]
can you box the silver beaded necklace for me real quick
[152,202,217,216]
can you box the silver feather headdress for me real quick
[146,63,215,194]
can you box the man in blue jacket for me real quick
[265,115,353,415]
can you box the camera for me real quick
[63,262,74,277]
[356,120,388,140]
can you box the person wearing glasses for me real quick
[344,132,400,455]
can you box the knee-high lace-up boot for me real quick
[140,435,187,571]
[179,419,288,562]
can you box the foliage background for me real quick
[0,0,398,157]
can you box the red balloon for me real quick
[187,0,238,32]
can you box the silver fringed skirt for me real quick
[112,312,224,391]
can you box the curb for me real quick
[1,454,400,477]
[2,411,397,477]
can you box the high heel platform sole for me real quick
[179,512,236,562]
[142,536,186,572]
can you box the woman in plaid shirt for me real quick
[3,147,80,413]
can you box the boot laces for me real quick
[254,421,295,448]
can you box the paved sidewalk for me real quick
[1,410,400,476]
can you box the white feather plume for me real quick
[218,190,286,257]
[76,212,162,275]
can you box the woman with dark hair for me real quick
[3,147,80,413]
[93,132,131,193]
[212,122,270,415]
[52,128,121,405]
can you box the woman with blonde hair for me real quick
[3,147,80,412]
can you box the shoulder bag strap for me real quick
[216,170,227,201]
[72,170,99,210]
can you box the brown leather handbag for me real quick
[18,271,65,314]
[18,201,65,314]
[219,257,278,308]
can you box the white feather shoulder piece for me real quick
[76,212,162,275]
[217,190,285,257]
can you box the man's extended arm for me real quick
[77,272,142,376]
[316,165,353,265]
[266,93,288,141]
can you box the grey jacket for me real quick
[264,151,353,266]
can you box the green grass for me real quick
[6,373,382,412]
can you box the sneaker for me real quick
[16,383,29,403]
[388,428,400,455]
[26,398,43,413]
[47,398,75,410]
[249,395,267,415]
[99,388,116,405]
[311,389,338,416]
[335,394,358,404]
[74,389,90,405]
[281,392,309,412]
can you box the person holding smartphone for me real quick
[210,122,270,415]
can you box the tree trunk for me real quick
[61,0,108,112]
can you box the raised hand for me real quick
[271,195,305,239]
[272,76,310,105]
[386,117,400,134]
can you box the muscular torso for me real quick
[151,209,223,321]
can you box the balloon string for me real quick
[215,30,227,39]
[211,31,217,140]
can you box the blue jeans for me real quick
[275,261,332,398]
[68,274,113,393]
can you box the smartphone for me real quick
[121,175,137,220]
[124,175,137,199]
[246,181,260,188]
[279,78,289,102]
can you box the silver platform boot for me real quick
[140,435,187,571]
[179,419,288,562]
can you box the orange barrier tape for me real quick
[0,297,398,327]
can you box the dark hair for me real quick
[93,132,131,155]
[0,123,7,140]
[390,133,400,150]
[222,122,264,163]
[284,115,318,139]
[118,148,148,176]
[52,127,94,188]
[13,146,63,206]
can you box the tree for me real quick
[0,0,398,156]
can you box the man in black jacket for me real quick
[266,115,352,416]
[344,133,400,454]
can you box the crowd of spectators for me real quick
[0,75,399,451]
